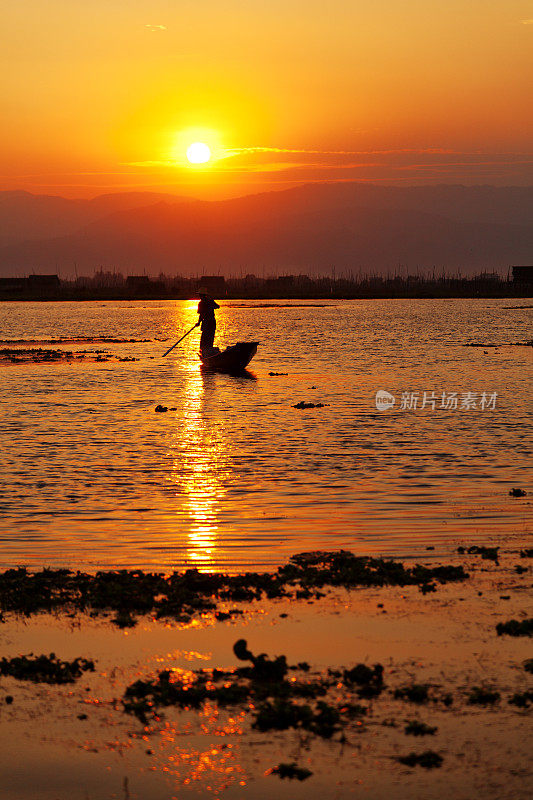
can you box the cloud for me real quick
[211,147,458,173]
[123,148,533,187]
[145,24,167,31]
[125,149,502,171]
[520,19,533,24]
[223,146,455,158]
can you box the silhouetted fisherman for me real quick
[197,293,220,354]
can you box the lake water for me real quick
[0,299,531,571]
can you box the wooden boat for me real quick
[200,342,258,373]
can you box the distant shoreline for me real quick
[2,269,532,302]
[1,291,532,302]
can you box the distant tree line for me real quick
[0,267,531,300]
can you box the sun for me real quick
[186,142,211,164]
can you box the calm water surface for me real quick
[0,299,531,571]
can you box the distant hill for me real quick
[0,184,532,277]
[0,190,187,247]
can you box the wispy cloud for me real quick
[145,24,167,31]
[121,147,533,190]
[223,147,455,157]
[125,148,457,171]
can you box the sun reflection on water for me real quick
[168,366,232,570]
[148,712,247,793]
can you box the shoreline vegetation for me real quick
[1,272,532,301]
[0,548,531,798]
[0,551,470,624]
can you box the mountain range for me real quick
[1,184,532,277]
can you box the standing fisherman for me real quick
[197,293,220,354]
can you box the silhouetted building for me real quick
[512,266,533,283]
[27,274,61,288]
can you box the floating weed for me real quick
[254,698,340,738]
[0,653,95,684]
[523,658,533,674]
[496,619,533,637]
[441,693,453,707]
[233,638,288,682]
[277,551,468,592]
[396,751,443,769]
[394,684,430,704]
[253,697,314,733]
[520,549,533,558]
[293,401,329,409]
[268,763,312,780]
[0,348,139,365]
[111,610,137,628]
[123,669,250,724]
[215,609,243,621]
[343,663,385,698]
[457,545,499,561]
[468,687,500,705]
[404,720,437,736]
[0,551,469,623]
[508,690,533,708]
[122,642,370,738]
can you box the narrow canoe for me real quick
[200,342,259,373]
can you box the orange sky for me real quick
[2,0,533,198]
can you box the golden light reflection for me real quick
[149,715,247,794]
[168,362,232,570]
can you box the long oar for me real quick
[162,323,198,357]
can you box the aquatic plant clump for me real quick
[123,669,251,723]
[457,545,499,561]
[0,347,138,364]
[233,638,288,682]
[122,641,366,736]
[269,762,312,780]
[396,751,443,769]
[0,551,470,622]
[341,662,385,698]
[496,619,533,637]
[120,636,528,762]
[508,690,533,708]
[394,684,432,704]
[277,551,468,591]
[404,720,438,736]
[467,687,500,705]
[0,653,95,684]
[293,401,329,409]
[253,698,341,738]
